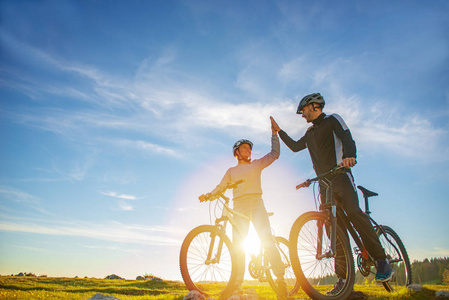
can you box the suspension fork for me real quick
[317,184,337,259]
[206,220,228,264]
[316,218,324,259]
[329,184,337,257]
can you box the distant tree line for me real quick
[412,257,449,284]
[354,257,449,285]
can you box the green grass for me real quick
[0,277,448,299]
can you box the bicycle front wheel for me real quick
[180,225,237,298]
[377,225,412,290]
[265,236,300,296]
[289,211,355,300]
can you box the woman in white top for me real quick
[200,117,287,299]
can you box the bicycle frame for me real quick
[205,194,250,264]
[305,167,404,270]
[206,193,291,282]
[301,167,343,260]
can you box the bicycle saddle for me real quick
[357,185,378,198]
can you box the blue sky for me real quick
[1,0,448,281]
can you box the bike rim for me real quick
[378,229,410,287]
[185,230,234,295]
[293,214,354,298]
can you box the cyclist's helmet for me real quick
[233,139,253,156]
[296,93,325,114]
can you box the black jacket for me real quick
[279,113,357,175]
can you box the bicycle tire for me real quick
[289,211,355,300]
[377,225,412,290]
[264,236,301,296]
[180,225,237,298]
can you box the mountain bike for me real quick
[179,179,300,299]
[289,166,412,300]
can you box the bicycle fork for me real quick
[205,222,228,265]
[316,186,337,259]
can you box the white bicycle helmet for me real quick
[233,139,253,156]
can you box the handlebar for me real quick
[296,166,347,190]
[199,179,245,202]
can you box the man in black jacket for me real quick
[271,93,393,294]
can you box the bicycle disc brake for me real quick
[248,258,264,279]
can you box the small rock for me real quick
[104,274,123,280]
[228,288,259,300]
[88,293,122,300]
[136,276,144,280]
[146,276,163,282]
[184,290,206,300]
[436,290,449,298]
[407,284,423,292]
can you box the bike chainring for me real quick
[357,254,372,277]
[248,259,263,279]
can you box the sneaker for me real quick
[375,259,395,282]
[325,278,346,296]
[219,285,242,300]
[231,287,244,295]
[276,279,288,299]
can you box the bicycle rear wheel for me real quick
[377,225,412,291]
[289,211,355,300]
[265,236,300,296]
[180,225,237,298]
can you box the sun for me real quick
[243,225,261,256]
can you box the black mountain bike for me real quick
[289,166,412,300]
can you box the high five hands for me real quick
[270,116,280,134]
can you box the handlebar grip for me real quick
[296,180,311,190]
[199,193,211,202]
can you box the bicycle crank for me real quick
[248,258,264,279]
[357,253,374,276]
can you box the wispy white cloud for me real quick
[82,244,143,256]
[101,192,140,211]
[117,201,134,211]
[2,33,447,163]
[0,219,182,246]
[101,191,138,200]
[0,187,40,204]
[0,187,50,216]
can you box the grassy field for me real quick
[0,276,448,299]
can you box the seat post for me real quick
[364,196,371,216]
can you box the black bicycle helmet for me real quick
[296,93,325,114]
[233,139,253,155]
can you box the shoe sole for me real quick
[375,270,395,283]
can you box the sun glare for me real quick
[243,225,261,256]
